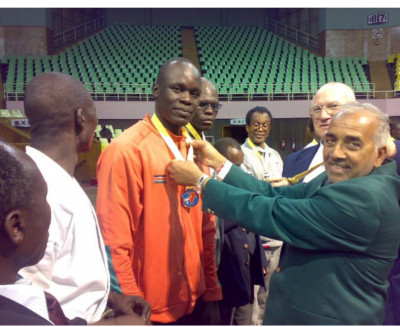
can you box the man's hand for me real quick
[167,160,204,186]
[107,292,151,322]
[191,140,227,169]
[265,177,290,187]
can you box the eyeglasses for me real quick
[199,102,222,111]
[309,103,341,117]
[250,122,270,130]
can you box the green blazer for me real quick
[202,161,400,325]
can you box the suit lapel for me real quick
[0,295,52,325]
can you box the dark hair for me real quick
[0,143,33,219]
[214,137,241,157]
[245,106,273,125]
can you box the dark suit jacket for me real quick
[282,143,320,179]
[202,161,400,325]
[0,295,52,325]
[218,218,267,307]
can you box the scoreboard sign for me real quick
[367,13,388,25]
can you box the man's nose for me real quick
[331,143,345,158]
[204,106,215,115]
[319,108,331,120]
[180,90,191,104]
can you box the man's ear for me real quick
[375,145,388,168]
[3,210,25,246]
[153,83,159,98]
[75,108,85,130]
[245,124,250,134]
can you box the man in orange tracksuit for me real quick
[96,58,222,324]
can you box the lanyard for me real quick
[151,114,193,161]
[246,138,264,162]
[184,123,204,141]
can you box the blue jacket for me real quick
[282,144,320,179]
[217,218,267,307]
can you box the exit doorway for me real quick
[222,125,247,144]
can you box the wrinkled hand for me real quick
[107,292,151,322]
[191,140,227,169]
[265,177,290,187]
[167,160,204,186]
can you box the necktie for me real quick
[45,291,70,325]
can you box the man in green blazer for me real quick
[167,103,400,325]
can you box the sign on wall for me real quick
[11,119,30,127]
[230,118,246,125]
[367,12,388,25]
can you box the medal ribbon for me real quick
[151,114,193,161]
[184,123,204,141]
[287,162,324,185]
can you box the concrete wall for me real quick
[7,98,400,120]
[106,8,266,27]
[321,8,400,31]
[0,8,51,28]
[321,25,400,60]
[0,9,52,57]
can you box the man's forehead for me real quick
[164,61,197,77]
[329,112,376,133]
[200,86,218,100]
[313,88,349,104]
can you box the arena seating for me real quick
[2,24,372,99]
[387,53,400,91]
[196,25,371,97]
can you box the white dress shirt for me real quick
[19,146,110,323]
[303,143,325,183]
[0,280,52,323]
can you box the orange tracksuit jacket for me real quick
[96,115,222,323]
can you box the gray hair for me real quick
[331,102,390,148]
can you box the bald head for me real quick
[24,72,94,137]
[201,77,218,94]
[190,77,220,133]
[311,82,356,140]
[313,82,356,104]
[156,57,200,85]
[214,137,244,166]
